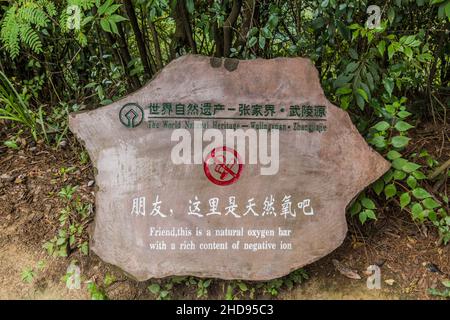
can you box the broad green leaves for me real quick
[391,136,410,148]
[373,121,390,131]
[349,194,378,224]
[98,0,127,35]
[384,183,397,199]
[361,198,376,210]
[394,121,414,132]
[246,11,279,51]
[400,192,410,208]
[412,187,431,200]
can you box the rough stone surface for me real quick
[69,55,390,281]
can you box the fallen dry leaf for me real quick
[332,259,361,280]
[385,279,395,286]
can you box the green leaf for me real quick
[82,16,94,26]
[402,162,421,173]
[392,158,408,170]
[349,201,361,216]
[406,175,417,189]
[348,48,358,60]
[21,268,35,283]
[394,170,407,180]
[395,121,414,132]
[105,4,121,15]
[403,46,413,59]
[412,188,431,199]
[372,179,384,196]
[148,283,160,294]
[400,192,411,209]
[359,211,367,224]
[422,198,439,209]
[98,0,113,15]
[356,94,365,110]
[361,197,376,209]
[411,203,423,219]
[237,282,248,292]
[383,78,394,97]
[258,35,266,49]
[373,121,390,131]
[391,136,410,148]
[388,44,395,60]
[100,18,111,33]
[397,110,411,118]
[345,62,359,73]
[56,237,66,246]
[384,170,394,183]
[4,140,18,149]
[267,14,279,29]
[377,40,386,56]
[412,171,427,180]
[387,150,402,160]
[356,88,368,102]
[203,279,212,287]
[108,19,119,35]
[336,87,352,95]
[428,210,437,222]
[366,72,374,91]
[248,36,257,47]
[109,14,127,23]
[370,136,386,148]
[445,1,450,18]
[80,242,89,255]
[365,209,376,220]
[388,7,395,24]
[384,183,397,199]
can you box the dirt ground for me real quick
[0,121,448,300]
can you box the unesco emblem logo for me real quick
[119,103,144,128]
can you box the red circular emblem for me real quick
[203,146,243,186]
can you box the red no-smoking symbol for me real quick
[203,146,243,186]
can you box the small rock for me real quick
[87,180,95,187]
[59,140,67,148]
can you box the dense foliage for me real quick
[0,1,449,246]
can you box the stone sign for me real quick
[69,55,390,281]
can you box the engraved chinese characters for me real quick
[69,55,389,280]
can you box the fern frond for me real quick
[38,0,57,17]
[0,6,20,59]
[19,24,43,54]
[17,5,49,27]
[0,1,52,58]
[59,9,70,33]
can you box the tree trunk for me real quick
[115,23,141,89]
[149,21,163,70]
[123,0,153,77]
[223,0,243,57]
